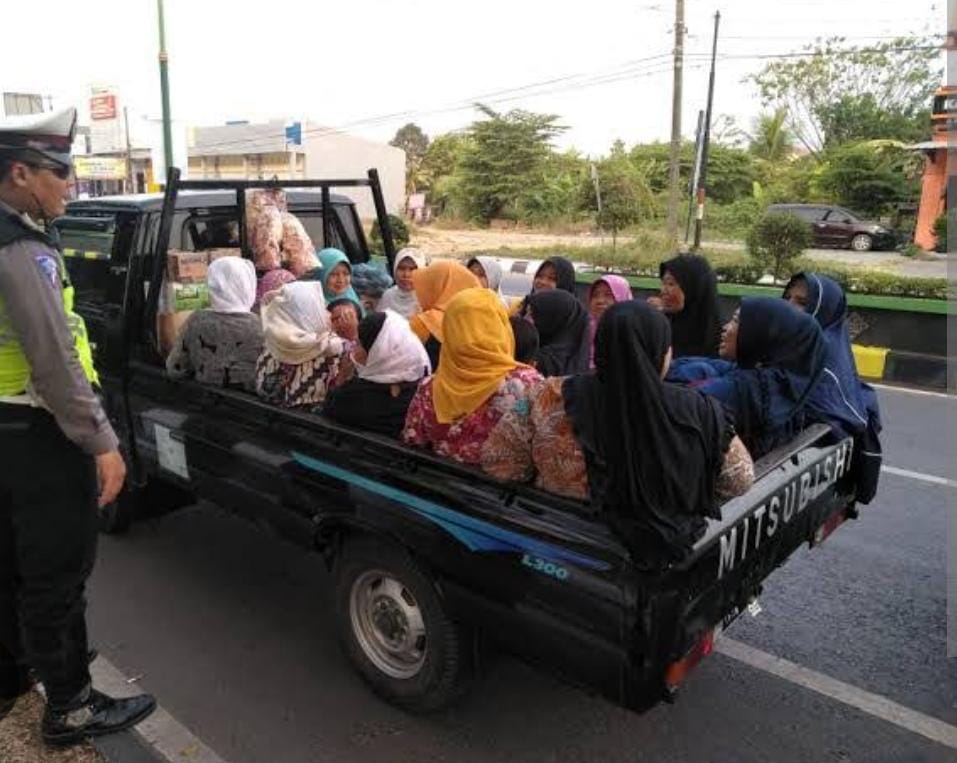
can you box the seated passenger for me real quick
[408,260,480,370]
[255,282,348,409]
[166,257,263,391]
[509,315,539,366]
[523,289,590,377]
[466,255,508,306]
[667,297,827,458]
[586,275,633,367]
[484,301,752,565]
[350,262,393,313]
[254,267,295,312]
[784,271,882,502]
[511,255,578,316]
[402,288,543,465]
[324,310,432,438]
[328,295,363,344]
[317,247,363,309]
[649,253,722,357]
[377,247,426,319]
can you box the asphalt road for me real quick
[87,385,955,762]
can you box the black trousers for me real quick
[0,403,98,708]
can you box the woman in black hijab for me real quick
[655,253,722,357]
[531,256,577,294]
[524,289,590,377]
[563,301,743,566]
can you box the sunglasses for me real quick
[27,161,72,181]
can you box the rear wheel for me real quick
[334,536,474,712]
[850,233,873,252]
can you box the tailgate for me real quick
[654,435,856,693]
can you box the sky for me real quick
[0,0,945,158]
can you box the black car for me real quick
[768,203,897,251]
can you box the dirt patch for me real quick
[0,691,104,763]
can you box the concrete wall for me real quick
[303,124,405,220]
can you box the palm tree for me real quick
[748,108,794,162]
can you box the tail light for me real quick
[664,629,715,697]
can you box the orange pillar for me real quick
[914,145,946,251]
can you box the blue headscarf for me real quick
[675,297,827,457]
[317,248,362,307]
[784,272,883,502]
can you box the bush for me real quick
[933,213,947,253]
[369,214,410,255]
[747,212,812,281]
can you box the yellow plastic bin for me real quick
[852,345,889,380]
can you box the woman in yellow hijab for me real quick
[402,288,543,465]
[408,260,480,369]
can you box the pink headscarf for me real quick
[587,275,634,368]
[255,268,296,312]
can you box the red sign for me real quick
[90,94,116,121]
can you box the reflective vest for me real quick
[0,212,98,396]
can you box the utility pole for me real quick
[665,0,686,245]
[123,106,134,194]
[157,0,174,178]
[693,10,721,250]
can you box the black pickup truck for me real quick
[54,170,861,714]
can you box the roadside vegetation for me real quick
[388,35,944,292]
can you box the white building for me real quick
[187,119,405,220]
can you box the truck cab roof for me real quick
[66,189,356,214]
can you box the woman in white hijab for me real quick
[166,256,263,391]
[323,309,431,437]
[377,247,426,319]
[466,255,509,307]
[255,281,349,408]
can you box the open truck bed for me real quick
[63,170,860,713]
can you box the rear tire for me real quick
[334,536,474,712]
[850,233,873,252]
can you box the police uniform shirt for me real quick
[0,199,118,455]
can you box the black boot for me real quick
[42,689,156,747]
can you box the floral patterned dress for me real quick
[483,376,755,502]
[401,367,543,465]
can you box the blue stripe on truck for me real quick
[291,451,611,572]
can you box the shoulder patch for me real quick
[34,254,60,289]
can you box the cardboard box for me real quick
[167,250,208,283]
[160,281,209,313]
[157,310,194,356]
[207,247,242,262]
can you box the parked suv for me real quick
[768,203,897,251]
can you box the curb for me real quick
[853,345,953,391]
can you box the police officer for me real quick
[0,108,156,745]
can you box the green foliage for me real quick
[457,104,566,222]
[390,123,430,196]
[706,145,758,204]
[816,95,931,148]
[747,212,812,280]
[369,214,410,256]
[705,197,767,237]
[812,141,919,217]
[751,36,942,154]
[933,213,947,253]
[517,150,589,225]
[748,108,793,161]
[629,141,694,193]
[585,153,655,247]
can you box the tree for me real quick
[582,153,654,249]
[816,94,930,148]
[750,36,941,155]
[747,211,812,281]
[389,123,430,196]
[705,145,757,205]
[811,141,920,217]
[457,104,566,222]
[518,149,589,225]
[748,108,794,161]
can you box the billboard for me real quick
[89,86,123,154]
[74,156,127,180]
